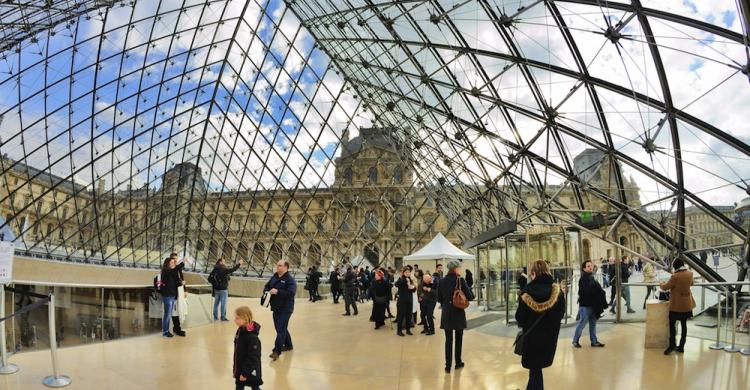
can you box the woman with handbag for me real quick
[437,260,474,373]
[660,258,695,355]
[370,270,390,329]
[514,260,565,390]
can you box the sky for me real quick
[0,0,747,217]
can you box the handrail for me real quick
[623,281,750,287]
[9,280,213,289]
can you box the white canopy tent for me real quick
[403,233,476,271]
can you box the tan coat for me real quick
[660,269,696,313]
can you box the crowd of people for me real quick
[151,249,696,390]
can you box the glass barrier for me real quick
[2,283,213,356]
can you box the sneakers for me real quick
[163,332,174,338]
[591,342,605,348]
[572,342,582,348]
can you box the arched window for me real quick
[394,166,404,184]
[365,210,378,232]
[394,213,404,232]
[316,215,325,232]
[344,167,353,185]
[368,166,378,184]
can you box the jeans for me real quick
[643,286,655,308]
[668,313,688,348]
[573,306,598,344]
[344,288,358,314]
[527,368,543,390]
[421,301,436,332]
[272,310,293,354]
[444,329,463,367]
[213,289,228,320]
[622,285,632,310]
[332,288,341,303]
[162,296,176,335]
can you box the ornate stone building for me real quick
[0,128,454,273]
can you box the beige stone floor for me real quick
[1,297,748,390]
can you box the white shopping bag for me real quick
[176,285,188,323]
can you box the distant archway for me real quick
[582,239,591,261]
[364,244,379,267]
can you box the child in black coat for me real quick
[233,306,262,390]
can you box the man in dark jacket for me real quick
[167,252,187,337]
[515,260,566,390]
[420,274,438,335]
[308,266,322,302]
[210,257,243,321]
[329,267,342,304]
[572,260,606,348]
[342,265,358,316]
[432,263,444,287]
[263,260,297,361]
[609,256,635,314]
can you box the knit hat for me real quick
[446,260,462,272]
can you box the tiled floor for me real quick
[1,297,748,390]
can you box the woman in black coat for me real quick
[437,260,474,373]
[515,260,566,390]
[370,270,390,329]
[394,267,416,336]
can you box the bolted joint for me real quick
[643,138,657,154]
[604,25,623,44]
[499,14,515,28]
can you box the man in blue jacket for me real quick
[264,260,297,361]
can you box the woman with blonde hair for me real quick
[515,260,566,390]
[233,306,263,390]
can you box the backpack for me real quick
[452,277,470,309]
[208,269,226,289]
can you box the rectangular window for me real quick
[395,214,403,232]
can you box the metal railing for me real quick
[623,280,750,355]
[0,285,71,387]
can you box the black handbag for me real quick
[513,312,546,356]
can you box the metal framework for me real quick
[0,0,748,279]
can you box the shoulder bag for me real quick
[513,311,546,356]
[452,277,470,309]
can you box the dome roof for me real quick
[340,128,402,159]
